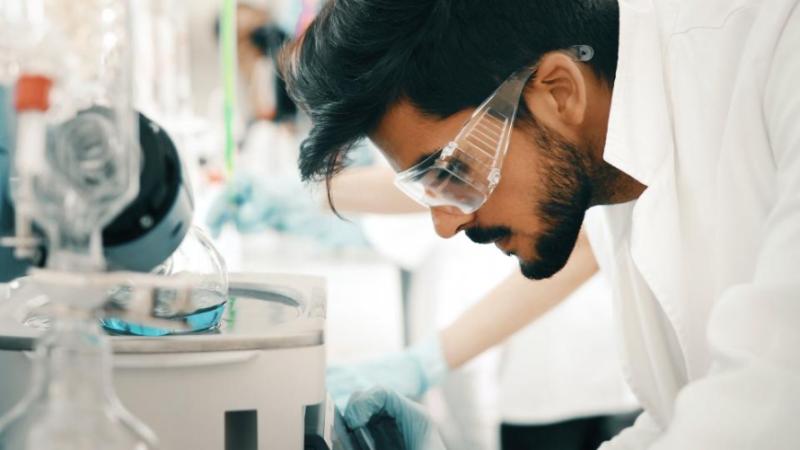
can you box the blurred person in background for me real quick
[216,3,297,125]
[204,0,369,244]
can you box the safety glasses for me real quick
[394,45,594,214]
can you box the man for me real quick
[279,0,800,448]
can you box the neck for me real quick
[583,78,645,205]
[589,160,647,206]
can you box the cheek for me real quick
[481,142,549,232]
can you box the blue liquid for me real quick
[101,302,227,336]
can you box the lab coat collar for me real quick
[603,0,675,186]
[604,0,695,400]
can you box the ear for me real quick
[524,52,588,131]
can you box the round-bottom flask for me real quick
[102,226,229,336]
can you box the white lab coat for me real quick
[590,0,800,448]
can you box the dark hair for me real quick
[281,0,619,184]
[251,25,298,122]
[214,12,299,123]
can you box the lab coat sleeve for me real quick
[603,5,800,450]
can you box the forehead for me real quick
[369,100,473,171]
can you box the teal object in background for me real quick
[326,335,448,412]
[206,174,370,249]
[0,90,29,281]
[344,388,445,450]
[0,85,10,151]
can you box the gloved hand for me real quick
[344,388,446,450]
[327,335,448,412]
[205,174,369,248]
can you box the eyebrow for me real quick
[409,148,443,170]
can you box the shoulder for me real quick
[666,0,768,34]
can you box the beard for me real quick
[465,121,593,280]
[520,122,593,279]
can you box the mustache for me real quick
[464,226,511,244]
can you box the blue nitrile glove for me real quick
[327,335,448,412]
[344,388,446,450]
[205,174,369,249]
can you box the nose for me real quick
[430,206,474,238]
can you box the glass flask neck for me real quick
[46,229,105,273]
[37,308,114,405]
[0,301,158,449]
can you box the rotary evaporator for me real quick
[0,1,344,449]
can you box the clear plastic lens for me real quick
[396,158,487,214]
[394,67,535,214]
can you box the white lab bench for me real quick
[215,229,406,364]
